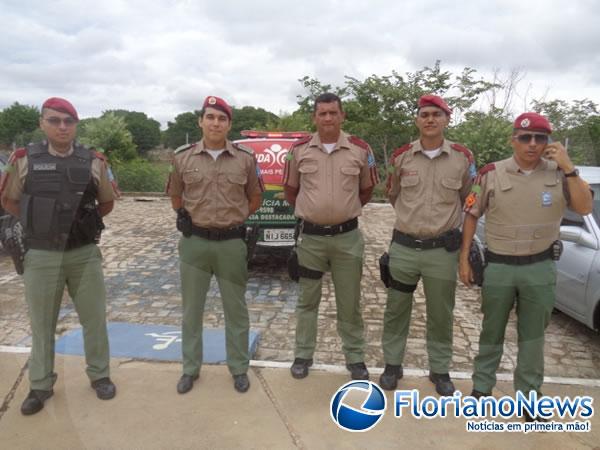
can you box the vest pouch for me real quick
[31,196,57,236]
[66,167,92,186]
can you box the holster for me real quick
[468,241,485,287]
[379,252,391,288]
[444,229,463,252]
[2,220,26,275]
[176,208,192,237]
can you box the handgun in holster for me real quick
[176,208,192,237]
[2,221,26,275]
[468,241,485,287]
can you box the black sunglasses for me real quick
[514,133,549,145]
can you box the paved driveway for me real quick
[0,197,598,379]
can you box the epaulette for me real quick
[348,135,370,151]
[232,142,254,156]
[174,143,195,154]
[290,134,312,148]
[479,163,496,176]
[93,151,107,162]
[9,148,28,162]
[390,143,412,163]
[451,143,474,164]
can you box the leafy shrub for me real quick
[112,158,168,192]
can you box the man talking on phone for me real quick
[459,112,592,420]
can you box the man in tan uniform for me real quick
[381,94,475,394]
[167,95,263,394]
[460,112,592,420]
[0,97,118,415]
[283,93,379,380]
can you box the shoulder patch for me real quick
[348,135,370,151]
[479,163,496,176]
[174,143,195,154]
[450,143,474,164]
[390,143,412,163]
[232,142,254,155]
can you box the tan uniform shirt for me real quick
[283,131,379,225]
[0,143,116,204]
[387,139,475,238]
[465,156,569,255]
[167,139,263,228]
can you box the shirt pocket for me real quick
[225,173,247,203]
[400,175,420,202]
[182,169,209,200]
[340,166,360,191]
[440,177,462,204]
[299,164,319,190]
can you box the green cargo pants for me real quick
[179,235,249,376]
[382,242,458,373]
[24,244,110,391]
[472,260,556,394]
[294,228,365,364]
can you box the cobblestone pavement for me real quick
[1,197,599,380]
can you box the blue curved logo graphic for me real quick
[330,381,387,432]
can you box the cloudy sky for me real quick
[1,0,599,127]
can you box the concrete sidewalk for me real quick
[0,352,598,450]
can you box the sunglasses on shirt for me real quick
[514,133,549,145]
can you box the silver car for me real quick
[475,166,600,331]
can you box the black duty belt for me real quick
[392,229,455,250]
[301,218,358,236]
[191,225,245,241]
[485,247,553,265]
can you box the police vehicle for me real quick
[235,131,309,261]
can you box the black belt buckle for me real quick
[413,239,424,250]
[208,229,220,240]
[322,225,334,237]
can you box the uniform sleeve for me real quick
[385,159,401,205]
[283,147,300,189]
[360,145,379,190]
[92,159,117,203]
[464,171,491,218]
[245,155,264,197]
[0,152,27,202]
[166,156,184,197]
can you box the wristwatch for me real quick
[564,168,579,178]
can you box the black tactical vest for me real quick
[21,141,100,250]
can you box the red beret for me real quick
[41,97,79,121]
[418,94,452,116]
[513,112,552,134]
[203,96,232,120]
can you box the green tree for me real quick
[229,106,279,140]
[295,61,496,168]
[448,109,513,167]
[532,98,599,165]
[0,102,40,147]
[103,110,161,155]
[265,110,312,132]
[163,111,201,149]
[77,113,137,162]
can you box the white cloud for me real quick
[1,0,599,127]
